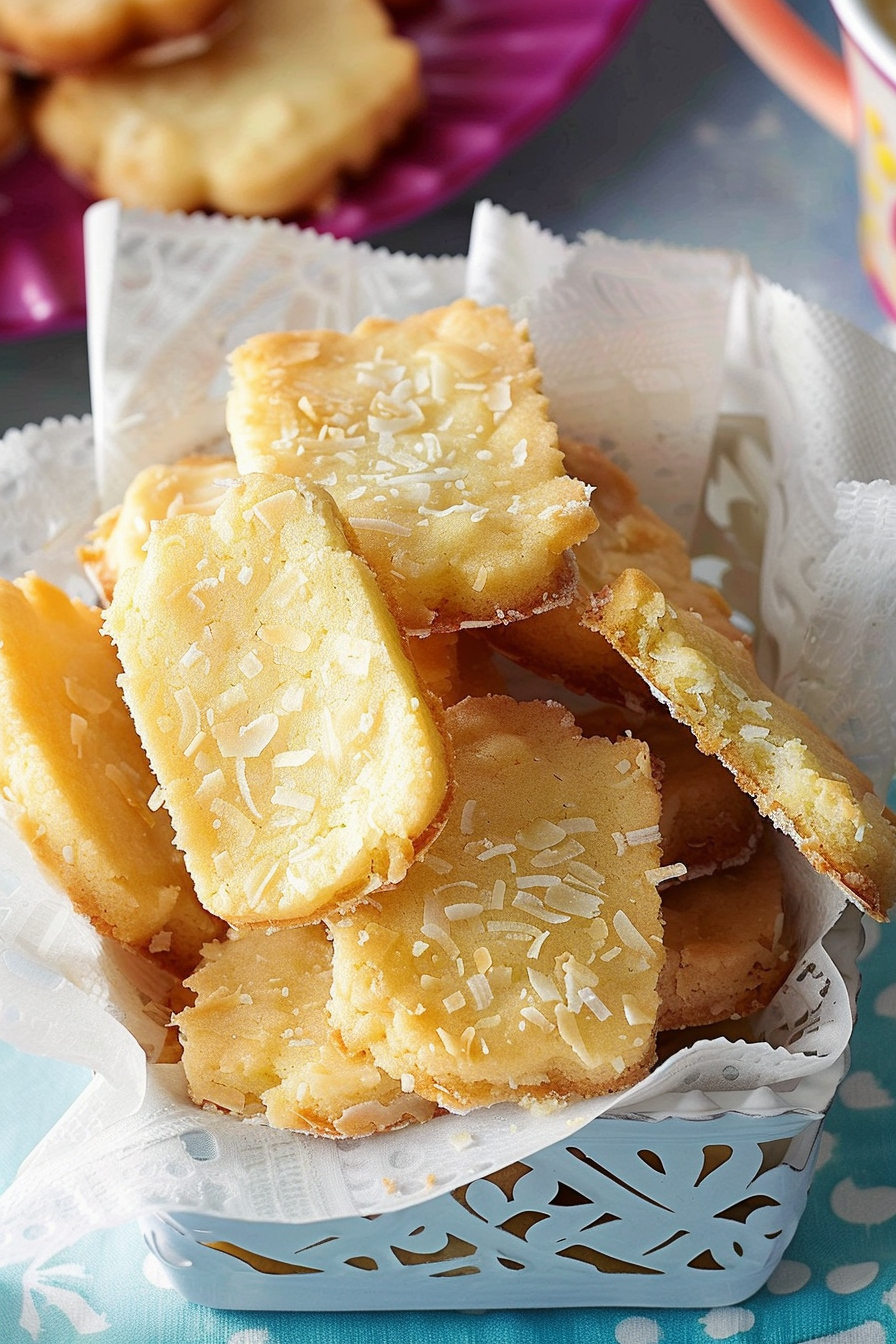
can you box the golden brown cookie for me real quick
[0,573,223,975]
[176,924,438,1136]
[226,301,596,634]
[327,696,665,1112]
[104,473,451,928]
[579,705,763,879]
[587,567,896,918]
[0,0,232,73]
[31,0,421,216]
[657,831,792,1031]
[487,436,748,709]
[79,453,239,603]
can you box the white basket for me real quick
[140,1068,844,1311]
[1,209,890,1303]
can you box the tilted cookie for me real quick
[79,453,240,603]
[579,705,763,880]
[587,567,896,917]
[226,300,596,634]
[176,924,438,1136]
[31,0,421,216]
[0,574,223,975]
[327,696,666,1111]
[104,473,451,927]
[0,0,231,73]
[657,830,792,1031]
[487,437,748,709]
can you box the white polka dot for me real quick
[826,1262,879,1294]
[226,1333,270,1344]
[874,982,896,1017]
[142,1253,177,1291]
[832,1178,896,1226]
[615,1317,661,1344]
[766,1259,811,1294]
[815,1129,836,1169]
[839,1071,894,1109]
[699,1306,755,1337]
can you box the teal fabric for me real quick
[2,793,896,1342]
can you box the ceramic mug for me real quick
[705,0,896,318]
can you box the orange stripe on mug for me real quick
[704,0,854,141]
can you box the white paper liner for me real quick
[1,200,893,1267]
[85,203,467,509]
[793,479,896,795]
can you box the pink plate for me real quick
[0,0,647,340]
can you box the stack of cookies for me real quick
[2,298,893,1139]
[0,0,423,218]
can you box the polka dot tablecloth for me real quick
[2,795,896,1342]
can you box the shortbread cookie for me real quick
[31,0,422,217]
[658,832,792,1031]
[0,573,223,974]
[327,696,665,1111]
[0,0,231,72]
[79,453,239,602]
[226,301,596,634]
[580,705,763,879]
[104,473,451,927]
[487,437,748,708]
[176,924,438,1136]
[588,567,896,917]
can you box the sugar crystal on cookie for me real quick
[327,696,665,1111]
[80,454,239,603]
[587,567,896,918]
[0,573,223,974]
[226,301,596,634]
[176,924,438,1136]
[104,473,451,927]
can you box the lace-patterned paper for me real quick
[0,204,893,1269]
[740,284,896,696]
[86,203,467,508]
[471,204,743,542]
[794,480,896,795]
[0,416,98,602]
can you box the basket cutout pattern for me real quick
[144,1112,826,1310]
